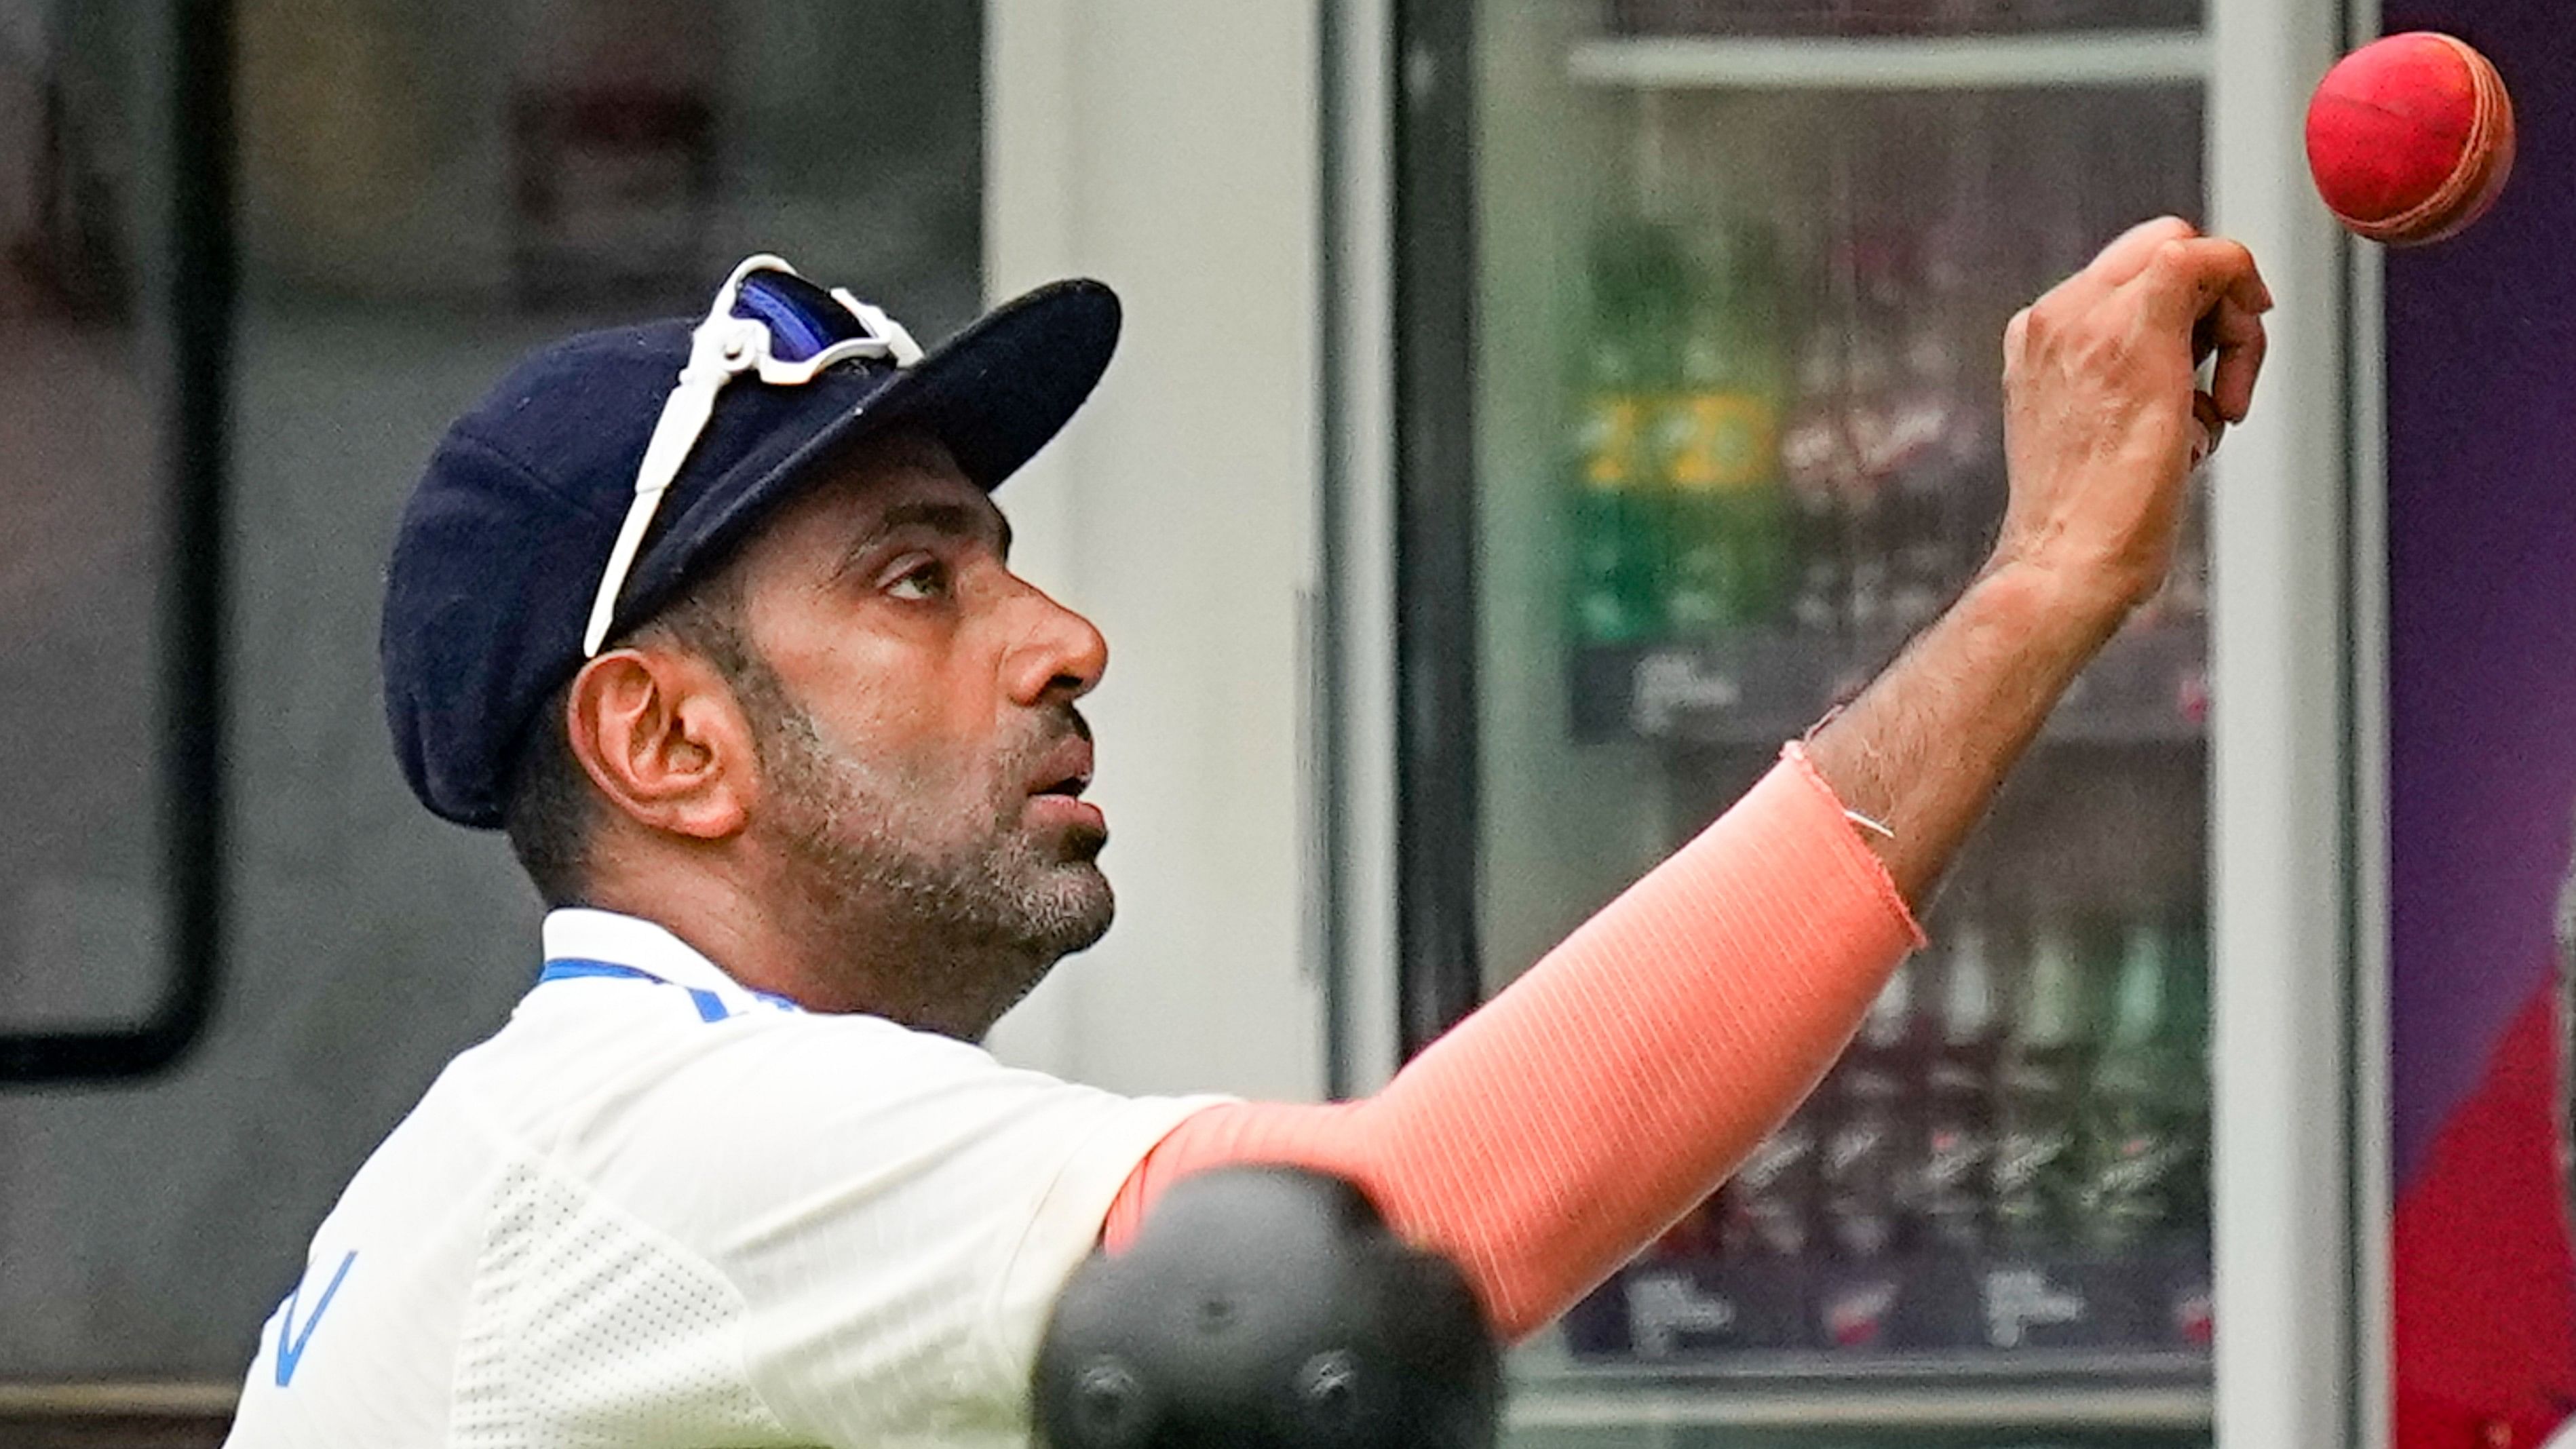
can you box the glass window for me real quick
[0,3,184,1045]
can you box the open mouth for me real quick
[1032,771,1092,800]
[1025,741,1107,853]
[1027,737,1096,803]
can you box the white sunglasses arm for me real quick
[579,334,744,656]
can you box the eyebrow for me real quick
[849,499,1012,564]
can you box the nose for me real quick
[1005,580,1109,708]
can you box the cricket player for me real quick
[222,216,2267,1448]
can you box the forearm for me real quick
[1104,748,1919,1338]
[1805,559,2125,906]
[1806,217,2271,904]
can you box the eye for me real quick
[885,556,950,601]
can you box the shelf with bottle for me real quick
[1571,617,2206,746]
[1577,0,2207,94]
[1509,1358,2211,1433]
[1601,0,2205,34]
[1569,28,2208,92]
[1554,904,2214,1383]
[1560,201,2208,750]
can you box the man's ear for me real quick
[563,646,754,841]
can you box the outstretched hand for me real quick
[1991,216,2273,624]
[1807,218,2273,904]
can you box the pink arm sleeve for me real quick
[1100,743,1923,1340]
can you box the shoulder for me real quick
[543,1003,1197,1226]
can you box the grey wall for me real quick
[0,0,981,1380]
[0,315,548,1380]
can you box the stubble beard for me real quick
[739,670,1114,1033]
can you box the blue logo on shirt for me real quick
[274,1251,357,1387]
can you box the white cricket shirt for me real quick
[223,908,1223,1448]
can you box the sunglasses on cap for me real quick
[581,254,925,657]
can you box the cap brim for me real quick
[847,276,1124,491]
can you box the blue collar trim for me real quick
[536,957,802,1024]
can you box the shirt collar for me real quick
[541,907,765,1005]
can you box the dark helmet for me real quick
[1031,1165,1501,1449]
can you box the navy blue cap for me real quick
[383,277,1121,828]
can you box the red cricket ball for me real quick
[2304,31,2516,247]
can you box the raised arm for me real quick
[1811,218,2269,903]
[1104,218,2273,1338]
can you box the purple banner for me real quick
[2383,3,2576,1441]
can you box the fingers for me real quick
[2197,295,2269,422]
[2012,230,2270,370]
[2191,389,2225,467]
[2004,222,2272,476]
[2134,235,2273,422]
[2080,215,2201,293]
[2036,216,2198,320]
[2138,235,2272,328]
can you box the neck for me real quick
[580,845,1045,1041]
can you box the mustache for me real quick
[1011,704,1091,772]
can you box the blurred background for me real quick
[0,1,2569,1447]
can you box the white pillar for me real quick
[2206,0,2357,1442]
[981,0,1328,1103]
